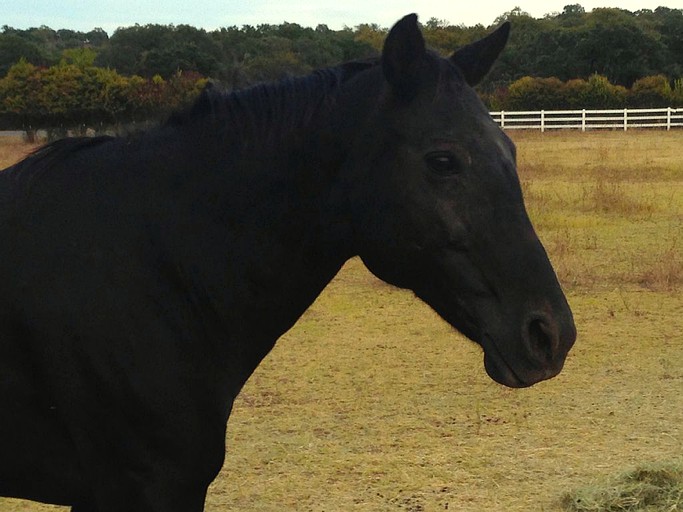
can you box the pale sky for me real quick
[1,0,680,34]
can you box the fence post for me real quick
[582,109,586,132]
[624,108,628,131]
[500,111,505,129]
[541,110,545,133]
[667,107,671,131]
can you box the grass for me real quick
[518,131,683,292]
[0,135,39,170]
[1,129,682,511]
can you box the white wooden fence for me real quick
[491,107,683,132]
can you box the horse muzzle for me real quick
[480,308,576,388]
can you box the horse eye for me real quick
[425,151,461,176]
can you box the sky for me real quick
[1,0,680,34]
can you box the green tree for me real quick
[0,32,46,75]
[486,9,549,86]
[354,24,386,52]
[243,36,308,82]
[84,28,109,47]
[575,9,666,86]
[653,7,683,78]
[422,18,486,56]
[556,4,586,27]
[487,6,681,89]
[60,47,97,68]
[328,27,375,62]
[96,24,222,78]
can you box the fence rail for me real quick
[491,107,683,132]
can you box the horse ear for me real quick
[450,22,510,86]
[382,14,426,100]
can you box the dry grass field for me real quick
[1,129,682,511]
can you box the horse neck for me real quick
[211,66,381,263]
[168,69,381,371]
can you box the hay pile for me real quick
[561,460,683,511]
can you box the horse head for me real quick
[343,15,576,388]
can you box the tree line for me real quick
[0,4,682,132]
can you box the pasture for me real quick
[1,129,681,511]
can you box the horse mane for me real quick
[166,58,380,147]
[24,136,114,168]
[2,136,114,194]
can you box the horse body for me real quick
[0,87,354,508]
[0,15,575,511]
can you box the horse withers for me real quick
[0,14,575,512]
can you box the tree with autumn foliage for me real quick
[0,57,206,133]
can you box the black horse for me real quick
[0,14,575,512]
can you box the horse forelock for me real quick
[426,51,467,100]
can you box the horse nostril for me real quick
[525,316,559,364]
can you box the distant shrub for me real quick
[490,74,683,110]
[506,76,567,110]
[563,78,589,109]
[629,75,673,107]
[495,74,632,110]
[673,79,683,106]
[576,74,627,109]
